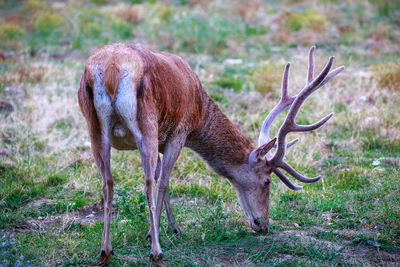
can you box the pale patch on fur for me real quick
[91,63,142,150]
[112,124,126,137]
[114,68,142,143]
[93,66,113,144]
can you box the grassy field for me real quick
[0,0,399,266]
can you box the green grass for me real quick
[0,0,399,265]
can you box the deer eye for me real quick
[264,179,270,186]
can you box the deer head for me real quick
[232,46,344,232]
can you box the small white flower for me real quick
[372,159,380,166]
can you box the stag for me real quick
[78,43,344,262]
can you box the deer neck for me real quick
[186,96,255,179]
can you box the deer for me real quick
[78,43,344,263]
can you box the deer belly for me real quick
[110,123,138,150]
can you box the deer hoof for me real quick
[173,228,182,235]
[99,250,112,264]
[146,233,151,240]
[149,252,163,261]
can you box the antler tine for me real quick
[291,56,335,117]
[307,46,315,84]
[273,169,302,190]
[292,113,333,132]
[285,138,299,148]
[279,161,321,183]
[258,63,295,147]
[316,66,345,90]
[281,63,290,100]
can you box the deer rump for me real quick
[78,44,204,152]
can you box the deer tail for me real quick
[104,61,121,101]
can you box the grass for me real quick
[0,0,399,266]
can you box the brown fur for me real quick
[126,45,253,172]
[127,45,204,140]
[84,43,144,94]
[77,69,102,145]
[104,61,121,101]
[186,95,254,177]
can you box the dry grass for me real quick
[234,0,264,23]
[25,0,45,13]
[116,6,142,24]
[372,62,400,92]
[247,60,285,95]
[0,63,45,86]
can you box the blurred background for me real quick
[0,0,399,93]
[0,0,399,265]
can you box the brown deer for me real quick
[78,43,344,263]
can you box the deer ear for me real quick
[254,138,276,161]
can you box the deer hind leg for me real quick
[85,71,115,263]
[86,110,114,263]
[92,138,114,263]
[94,136,114,262]
[136,134,163,260]
[113,72,162,259]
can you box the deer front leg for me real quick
[154,137,185,240]
[91,138,114,264]
[147,155,181,239]
[163,189,181,234]
[137,137,162,260]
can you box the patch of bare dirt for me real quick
[341,245,399,267]
[310,226,355,240]
[256,226,399,266]
[269,254,313,266]
[278,229,343,251]
[29,198,54,208]
[308,226,400,266]
[14,201,105,233]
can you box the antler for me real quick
[259,46,344,190]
